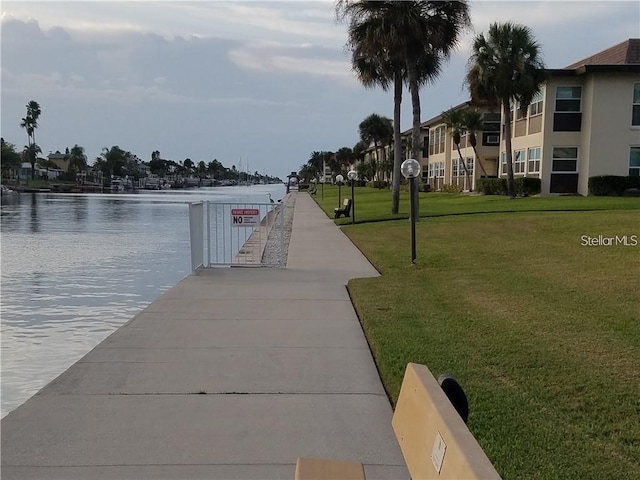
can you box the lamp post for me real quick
[335,174,344,209]
[347,169,357,224]
[401,159,421,264]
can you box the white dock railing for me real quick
[189,201,285,271]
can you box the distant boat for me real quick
[1,185,18,196]
[109,177,133,192]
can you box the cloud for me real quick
[1,69,197,105]
[459,1,639,67]
[228,41,355,84]
[1,1,345,46]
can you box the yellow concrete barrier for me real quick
[296,363,501,479]
[392,363,501,480]
[295,457,366,480]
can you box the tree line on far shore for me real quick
[1,103,281,185]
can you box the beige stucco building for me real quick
[420,103,500,191]
[501,38,640,195]
[416,38,640,195]
[348,39,639,195]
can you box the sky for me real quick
[1,1,639,179]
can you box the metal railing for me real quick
[189,201,285,270]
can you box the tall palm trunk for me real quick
[469,134,489,177]
[502,97,516,199]
[374,141,381,187]
[391,70,403,214]
[455,142,471,190]
[407,54,420,219]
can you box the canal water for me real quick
[0,184,286,417]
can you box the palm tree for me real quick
[68,144,88,181]
[96,146,127,179]
[335,147,354,175]
[441,107,471,189]
[20,100,42,179]
[20,116,34,145]
[23,143,42,179]
[346,27,403,207]
[26,101,42,145]
[466,22,546,198]
[460,108,489,177]
[358,113,392,186]
[339,1,471,212]
[308,151,324,181]
[182,159,194,178]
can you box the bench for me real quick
[334,198,352,218]
[296,363,501,480]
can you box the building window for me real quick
[633,83,640,126]
[630,147,640,176]
[452,158,458,177]
[438,161,445,177]
[500,151,507,175]
[529,89,544,116]
[514,149,526,174]
[555,86,581,112]
[482,113,500,146]
[552,147,578,172]
[437,126,446,154]
[422,136,429,158]
[527,147,541,173]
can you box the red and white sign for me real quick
[231,208,260,227]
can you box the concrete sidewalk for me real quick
[1,193,408,479]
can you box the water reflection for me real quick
[29,193,39,233]
[1,185,285,417]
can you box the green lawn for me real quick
[311,188,639,479]
[313,185,639,223]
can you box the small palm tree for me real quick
[97,146,127,179]
[441,107,471,189]
[460,108,489,177]
[359,113,393,186]
[335,147,354,175]
[308,151,324,181]
[23,143,42,179]
[466,22,546,198]
[68,145,88,182]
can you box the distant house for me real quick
[20,162,64,180]
[48,151,70,172]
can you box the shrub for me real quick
[476,178,507,195]
[441,183,463,194]
[515,177,541,196]
[298,183,310,191]
[588,175,636,196]
[366,180,389,189]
